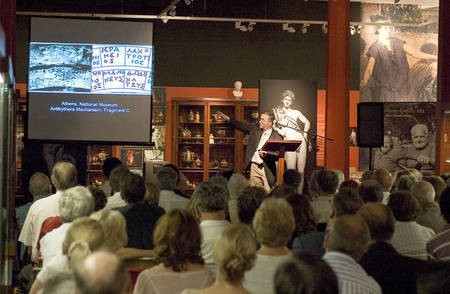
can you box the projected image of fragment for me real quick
[28,43,92,92]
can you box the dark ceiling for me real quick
[16,0,347,21]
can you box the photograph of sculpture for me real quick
[372,103,436,174]
[360,3,438,102]
[259,79,317,192]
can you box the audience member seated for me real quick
[90,209,128,252]
[426,187,450,261]
[322,215,381,294]
[29,217,105,294]
[182,224,257,294]
[19,161,78,263]
[237,186,268,226]
[326,189,363,230]
[98,157,122,196]
[133,209,214,294]
[358,203,426,293]
[307,168,323,200]
[360,170,374,183]
[116,172,165,249]
[413,181,446,233]
[423,175,447,203]
[16,172,51,264]
[338,179,360,196]
[388,191,435,260]
[73,250,130,294]
[105,165,129,209]
[274,252,338,294]
[243,198,294,294]
[416,262,450,294]
[227,173,250,224]
[88,186,107,211]
[286,194,317,249]
[192,181,230,270]
[358,180,383,203]
[372,168,394,204]
[310,169,339,230]
[156,166,189,212]
[268,184,296,199]
[40,186,94,266]
[282,169,302,193]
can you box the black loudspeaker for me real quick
[357,102,384,147]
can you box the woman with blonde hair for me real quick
[29,217,105,294]
[133,209,214,294]
[90,209,128,251]
[182,224,257,294]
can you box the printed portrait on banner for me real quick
[372,103,436,174]
[360,3,439,103]
[259,79,317,192]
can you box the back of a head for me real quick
[360,170,374,183]
[275,253,338,294]
[357,203,395,242]
[283,169,301,189]
[439,187,450,223]
[90,209,128,251]
[29,172,51,197]
[237,185,268,224]
[42,273,74,294]
[156,166,178,190]
[102,157,122,178]
[120,172,146,203]
[417,262,450,294]
[330,169,345,190]
[394,174,416,192]
[373,168,393,192]
[62,217,105,269]
[424,175,447,203]
[109,165,130,193]
[287,194,316,235]
[412,181,435,205]
[192,181,227,213]
[88,186,107,211]
[52,161,78,191]
[153,209,203,272]
[333,189,364,217]
[359,180,383,203]
[317,169,339,194]
[339,180,360,195]
[327,215,370,261]
[227,173,250,200]
[73,251,129,294]
[388,191,420,221]
[214,224,257,283]
[59,186,95,222]
[308,169,323,197]
[269,184,296,199]
[209,175,229,194]
[253,197,295,248]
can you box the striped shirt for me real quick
[427,224,450,262]
[391,221,435,260]
[323,251,381,294]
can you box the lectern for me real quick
[262,140,302,185]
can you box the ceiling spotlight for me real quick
[301,23,310,34]
[350,25,356,35]
[169,6,176,17]
[235,21,255,32]
[160,11,169,23]
[283,23,296,33]
[184,0,193,5]
[322,23,328,34]
[247,22,256,32]
[356,25,362,34]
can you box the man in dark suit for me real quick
[358,203,426,294]
[216,111,282,192]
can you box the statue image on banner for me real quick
[259,80,317,193]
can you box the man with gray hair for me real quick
[73,251,129,294]
[323,215,381,294]
[19,161,78,262]
[39,185,95,266]
[192,181,230,270]
[156,166,189,212]
[413,181,446,233]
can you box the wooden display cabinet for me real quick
[173,98,258,192]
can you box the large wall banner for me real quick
[259,79,317,191]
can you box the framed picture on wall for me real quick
[120,147,144,169]
[144,148,165,162]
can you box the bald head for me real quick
[73,251,129,294]
[412,181,435,205]
[357,203,395,242]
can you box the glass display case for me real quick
[173,98,258,193]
